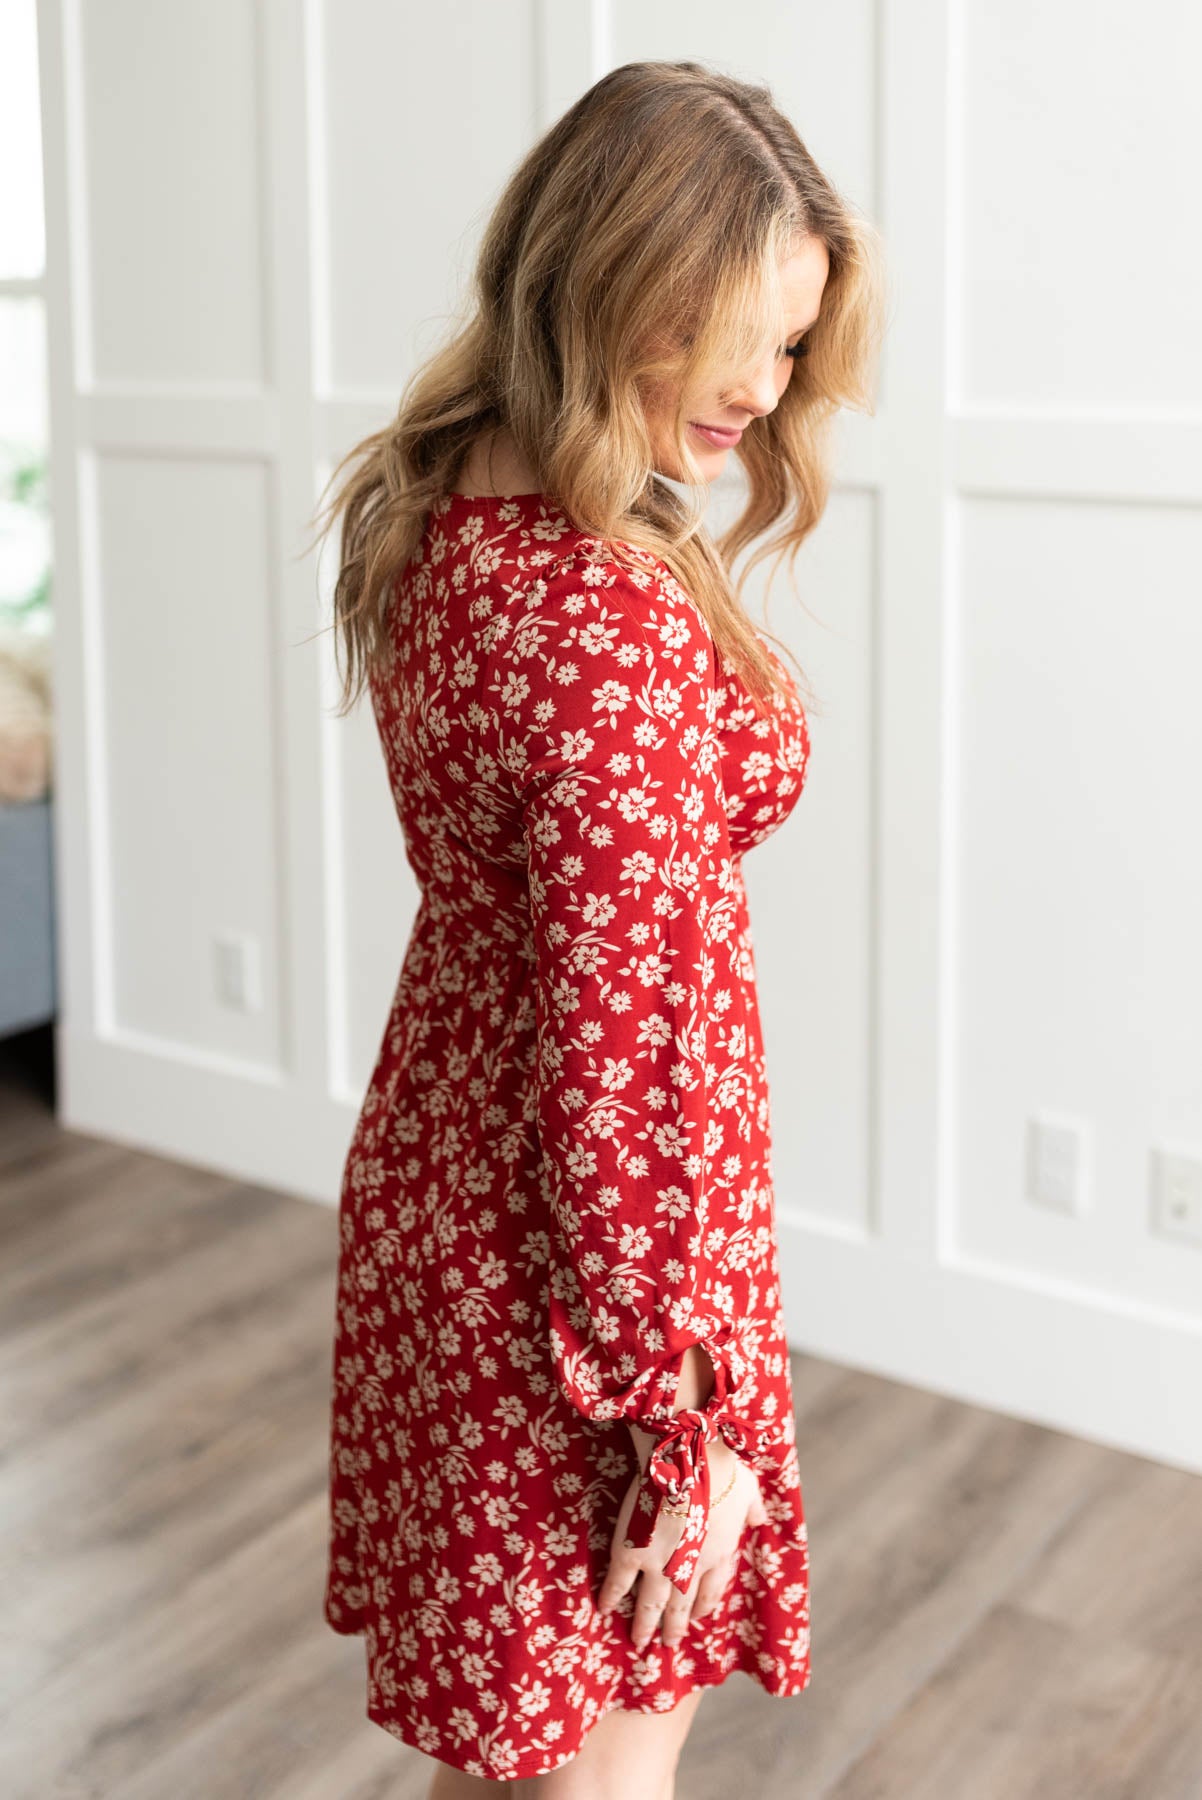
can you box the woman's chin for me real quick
[651,451,727,488]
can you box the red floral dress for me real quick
[323,489,813,1781]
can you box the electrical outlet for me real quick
[213,930,262,1013]
[1025,1114,1090,1216]
[1150,1146,1202,1247]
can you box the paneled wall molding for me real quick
[76,391,281,459]
[952,413,1202,506]
[38,0,1202,1479]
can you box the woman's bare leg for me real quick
[510,1687,706,1800]
[425,1759,509,1797]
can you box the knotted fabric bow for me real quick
[622,1403,780,1597]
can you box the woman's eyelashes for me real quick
[783,336,811,360]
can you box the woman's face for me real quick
[647,235,831,482]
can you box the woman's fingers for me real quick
[689,1551,739,1625]
[602,1539,744,1644]
[630,1568,674,1651]
[660,1572,699,1647]
[596,1464,766,1646]
[596,1543,641,1617]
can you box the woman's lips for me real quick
[690,422,743,449]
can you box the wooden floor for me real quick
[2,1035,1201,1800]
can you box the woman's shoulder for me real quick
[426,489,586,559]
[426,492,716,677]
[429,491,680,585]
[526,539,717,684]
[540,531,707,620]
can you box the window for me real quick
[0,0,51,636]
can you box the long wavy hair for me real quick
[309,59,886,719]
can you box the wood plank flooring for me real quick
[1,1043,1199,1799]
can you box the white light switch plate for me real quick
[213,930,262,1013]
[1025,1113,1090,1217]
[1150,1146,1202,1247]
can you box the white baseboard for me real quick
[57,1023,1202,1478]
[777,1207,1202,1476]
[57,1022,351,1206]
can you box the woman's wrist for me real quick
[706,1433,737,1472]
[626,1419,657,1473]
[625,1419,739,1479]
[626,1345,737,1480]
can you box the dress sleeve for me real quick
[491,548,781,1596]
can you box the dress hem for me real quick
[357,1651,812,1783]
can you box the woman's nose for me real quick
[727,354,784,420]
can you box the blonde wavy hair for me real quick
[310,59,886,719]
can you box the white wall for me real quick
[38,0,1202,1473]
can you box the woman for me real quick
[314,58,884,1798]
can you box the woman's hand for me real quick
[596,1446,769,1651]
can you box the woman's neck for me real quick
[452,428,541,496]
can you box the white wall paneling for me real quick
[39,0,1202,1474]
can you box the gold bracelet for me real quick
[658,1461,738,1517]
[709,1462,738,1508]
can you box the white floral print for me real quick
[324,490,812,1781]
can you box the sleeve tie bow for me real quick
[621,1403,780,1597]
